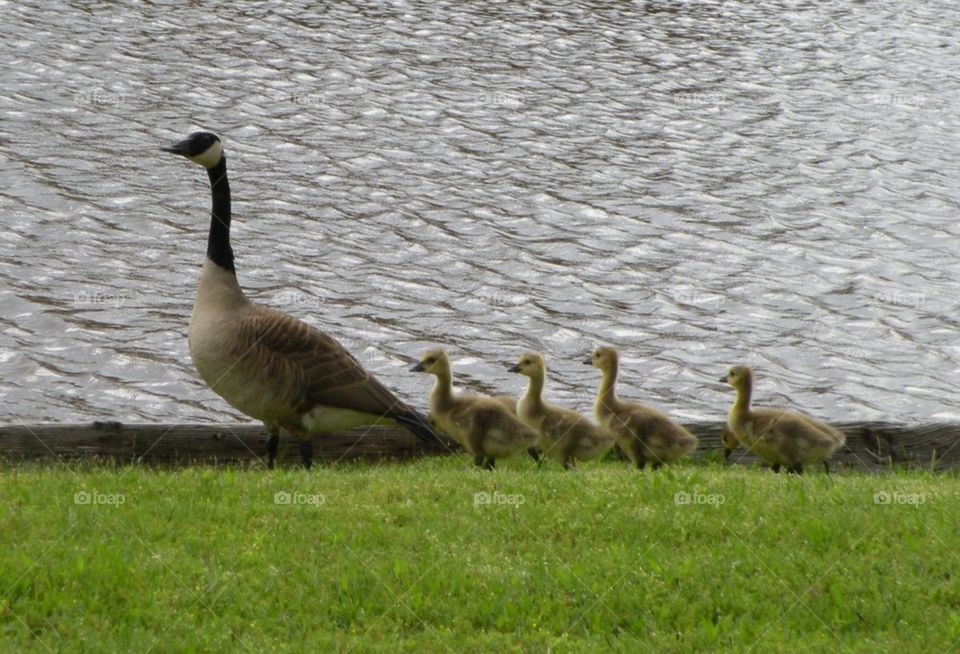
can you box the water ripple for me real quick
[2,0,959,425]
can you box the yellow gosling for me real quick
[721,365,845,474]
[509,351,613,469]
[411,348,539,469]
[493,395,519,415]
[585,346,697,469]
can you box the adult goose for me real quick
[161,131,440,468]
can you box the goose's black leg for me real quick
[635,456,647,470]
[484,457,496,471]
[788,463,803,475]
[474,455,486,468]
[527,447,540,463]
[823,460,830,474]
[651,461,663,471]
[265,429,279,469]
[771,463,781,474]
[299,438,314,469]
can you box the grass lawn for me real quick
[1,455,958,653]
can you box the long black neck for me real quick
[206,156,234,273]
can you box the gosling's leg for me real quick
[265,428,280,469]
[299,438,314,470]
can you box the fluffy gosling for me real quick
[509,351,614,469]
[721,365,845,474]
[585,346,697,469]
[411,348,539,469]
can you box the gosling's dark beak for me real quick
[724,447,733,460]
[410,361,425,372]
[719,376,728,383]
[507,364,521,373]
[161,138,192,156]
[583,357,593,365]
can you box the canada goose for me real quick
[411,348,539,469]
[161,131,440,468]
[509,351,613,469]
[585,346,697,469]
[721,365,844,474]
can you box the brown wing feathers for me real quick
[241,305,415,419]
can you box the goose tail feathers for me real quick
[394,408,443,446]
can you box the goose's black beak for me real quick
[410,362,425,372]
[724,447,733,460]
[507,364,521,373]
[161,139,192,156]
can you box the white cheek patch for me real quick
[190,140,223,168]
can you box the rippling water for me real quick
[2,0,959,426]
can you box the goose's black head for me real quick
[161,131,223,169]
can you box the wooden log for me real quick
[1,421,959,470]
[682,421,960,471]
[0,422,455,466]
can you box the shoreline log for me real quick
[1,421,959,470]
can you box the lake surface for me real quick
[2,0,959,426]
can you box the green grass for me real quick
[1,457,958,653]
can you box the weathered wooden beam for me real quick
[1,421,959,470]
[0,422,456,466]
[686,421,960,471]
